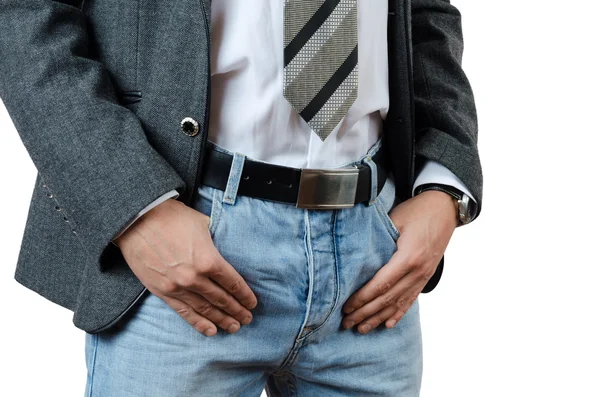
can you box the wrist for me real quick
[419,190,460,227]
[414,183,476,226]
[113,198,176,248]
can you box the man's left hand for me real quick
[341,190,459,334]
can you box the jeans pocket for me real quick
[373,176,401,243]
[193,184,223,238]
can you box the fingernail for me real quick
[343,306,355,314]
[205,328,216,336]
[246,300,257,310]
[345,321,355,329]
[228,323,240,333]
[361,324,372,333]
[387,319,397,328]
[242,315,252,325]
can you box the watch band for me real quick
[414,183,477,225]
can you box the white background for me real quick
[1,1,599,396]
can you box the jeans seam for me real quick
[208,187,223,237]
[329,209,342,324]
[301,210,315,335]
[275,211,313,371]
[374,195,400,241]
[276,340,303,372]
[286,372,298,397]
[234,372,266,397]
[87,333,99,397]
[301,210,342,337]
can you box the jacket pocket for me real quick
[116,90,142,106]
[82,0,141,92]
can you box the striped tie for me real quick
[283,0,359,141]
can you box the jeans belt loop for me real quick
[364,156,378,206]
[222,152,246,206]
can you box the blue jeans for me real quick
[84,139,423,396]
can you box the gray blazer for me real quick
[0,0,482,333]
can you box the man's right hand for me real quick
[114,198,257,336]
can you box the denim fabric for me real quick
[84,142,422,397]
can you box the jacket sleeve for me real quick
[0,0,186,268]
[111,190,180,243]
[411,0,483,220]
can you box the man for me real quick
[0,0,482,395]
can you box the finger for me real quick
[205,253,258,311]
[357,291,419,334]
[342,247,411,315]
[160,294,218,336]
[385,304,413,329]
[184,275,254,325]
[179,290,243,334]
[342,272,412,330]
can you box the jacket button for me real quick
[180,117,199,136]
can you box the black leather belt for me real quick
[199,142,388,209]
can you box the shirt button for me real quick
[180,117,199,136]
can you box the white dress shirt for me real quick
[113,0,475,241]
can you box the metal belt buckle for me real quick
[296,167,360,209]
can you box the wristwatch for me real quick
[414,183,477,225]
